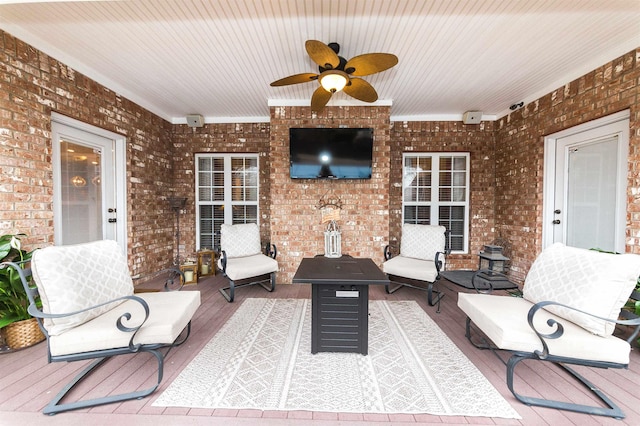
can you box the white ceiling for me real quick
[1,0,639,124]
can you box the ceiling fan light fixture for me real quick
[319,70,349,93]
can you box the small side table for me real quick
[180,263,198,285]
[197,250,216,278]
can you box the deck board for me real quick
[1,273,639,425]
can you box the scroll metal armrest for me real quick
[434,251,447,276]
[265,242,277,259]
[28,294,151,352]
[527,300,640,360]
[383,245,392,261]
[470,269,498,293]
[220,250,228,273]
[136,267,185,291]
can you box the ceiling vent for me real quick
[462,111,482,124]
[186,114,204,128]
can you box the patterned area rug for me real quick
[153,298,520,418]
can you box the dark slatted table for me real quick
[292,256,389,355]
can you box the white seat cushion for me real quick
[382,255,439,282]
[219,253,278,281]
[48,291,201,357]
[458,293,631,364]
[31,240,134,336]
[523,243,640,336]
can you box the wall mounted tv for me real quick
[289,127,374,179]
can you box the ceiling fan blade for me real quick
[311,86,333,112]
[345,53,398,76]
[343,78,378,103]
[270,73,318,86]
[305,40,340,70]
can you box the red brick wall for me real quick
[2,28,639,287]
[0,31,175,279]
[389,121,496,270]
[495,48,640,283]
[269,106,391,283]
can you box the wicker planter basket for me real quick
[4,317,45,350]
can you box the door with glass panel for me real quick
[544,112,629,252]
[51,115,126,251]
[196,154,259,251]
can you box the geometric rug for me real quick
[153,298,520,418]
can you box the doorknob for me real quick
[554,209,561,214]
[552,219,561,225]
[108,218,117,223]
[108,208,116,213]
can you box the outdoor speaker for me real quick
[462,111,483,124]
[186,114,204,128]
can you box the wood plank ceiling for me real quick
[0,0,638,123]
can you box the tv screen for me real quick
[289,128,374,179]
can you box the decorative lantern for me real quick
[324,220,342,258]
[477,245,509,281]
[197,249,216,277]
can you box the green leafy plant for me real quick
[0,233,36,329]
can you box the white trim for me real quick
[542,110,630,250]
[401,152,470,254]
[50,112,128,254]
[195,153,260,250]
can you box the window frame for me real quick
[195,153,260,251]
[402,152,470,254]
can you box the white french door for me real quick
[543,110,629,252]
[51,113,127,252]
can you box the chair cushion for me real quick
[523,243,640,336]
[48,290,201,356]
[31,240,134,336]
[382,255,439,283]
[400,224,446,261]
[220,223,262,258]
[219,253,278,281]
[457,293,631,364]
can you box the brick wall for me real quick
[0,30,175,278]
[2,28,639,287]
[389,120,496,271]
[269,106,391,283]
[171,122,271,258]
[495,48,640,283]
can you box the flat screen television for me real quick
[289,128,374,179]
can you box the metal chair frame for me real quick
[464,292,640,419]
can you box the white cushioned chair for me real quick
[217,223,278,302]
[4,239,201,415]
[382,224,449,308]
[458,243,640,419]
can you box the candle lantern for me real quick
[179,263,198,285]
[324,220,342,258]
[197,249,216,277]
[477,245,510,281]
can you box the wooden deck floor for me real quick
[1,273,639,426]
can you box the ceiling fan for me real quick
[270,40,398,112]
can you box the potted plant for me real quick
[0,233,44,350]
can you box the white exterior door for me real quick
[543,110,629,252]
[51,113,127,252]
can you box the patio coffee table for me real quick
[292,256,389,355]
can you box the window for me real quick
[196,154,259,250]
[402,153,469,253]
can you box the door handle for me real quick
[554,209,561,214]
[552,219,561,225]
[108,218,117,223]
